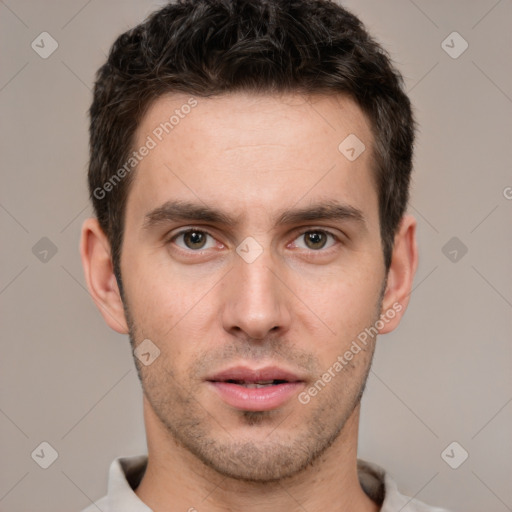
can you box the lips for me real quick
[206,366,305,411]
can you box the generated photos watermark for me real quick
[298,301,403,405]
[93,97,198,200]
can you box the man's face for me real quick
[120,92,386,481]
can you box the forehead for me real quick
[127,92,377,228]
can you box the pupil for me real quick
[306,231,326,249]
[186,231,206,249]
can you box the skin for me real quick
[81,92,418,512]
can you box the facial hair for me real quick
[122,279,386,482]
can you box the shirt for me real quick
[81,455,453,512]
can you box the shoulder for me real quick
[357,458,454,512]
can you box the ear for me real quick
[378,214,418,334]
[80,218,129,334]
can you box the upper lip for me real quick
[206,365,304,383]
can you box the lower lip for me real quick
[208,381,304,411]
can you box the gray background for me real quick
[1,0,511,511]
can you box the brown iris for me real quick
[183,231,207,249]
[303,231,328,250]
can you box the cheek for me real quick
[122,251,221,369]
[293,262,383,342]
[123,240,188,311]
[121,252,183,344]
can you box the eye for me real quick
[172,229,218,251]
[291,230,338,251]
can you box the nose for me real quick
[221,247,292,341]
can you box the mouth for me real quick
[206,366,305,411]
[222,379,290,388]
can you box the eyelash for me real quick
[166,227,341,255]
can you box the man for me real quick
[80,0,452,510]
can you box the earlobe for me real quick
[378,215,418,334]
[80,218,129,334]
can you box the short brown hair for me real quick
[88,0,416,284]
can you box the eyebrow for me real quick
[143,199,366,231]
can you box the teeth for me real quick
[242,382,275,388]
[228,380,280,388]
[224,379,289,387]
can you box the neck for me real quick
[135,398,379,512]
